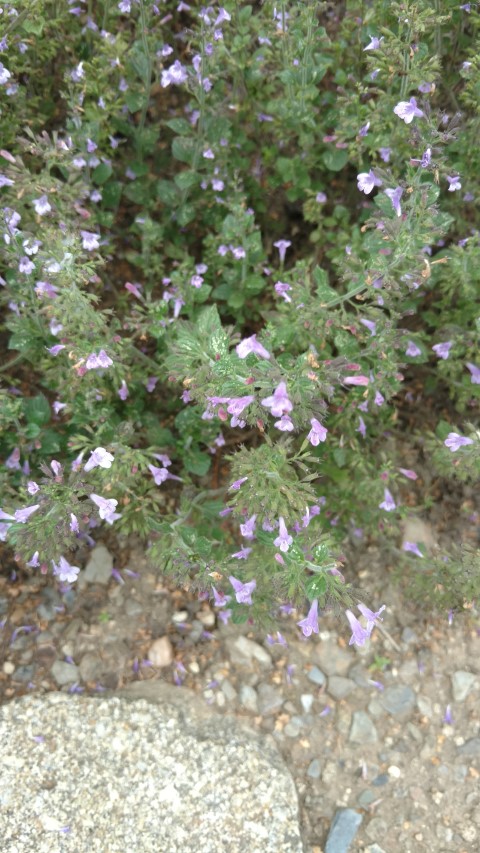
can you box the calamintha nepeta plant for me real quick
[0,0,479,645]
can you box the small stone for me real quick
[239,685,258,713]
[84,544,114,585]
[307,665,326,686]
[327,676,356,700]
[416,696,433,717]
[349,711,378,744]
[380,685,416,716]
[451,670,476,702]
[79,652,103,683]
[372,774,389,787]
[357,790,378,807]
[301,694,314,714]
[387,765,401,779]
[3,661,15,675]
[221,679,237,702]
[36,631,54,645]
[51,661,79,686]
[189,620,204,643]
[125,597,143,617]
[457,737,480,757]
[147,636,173,668]
[401,627,418,645]
[0,597,8,615]
[284,717,303,738]
[257,683,284,716]
[364,845,387,853]
[225,636,272,668]
[315,641,353,676]
[172,610,189,623]
[197,609,215,628]
[13,664,36,683]
[325,808,363,853]
[365,818,388,841]
[37,602,58,622]
[307,758,321,779]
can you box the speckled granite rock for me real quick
[0,692,303,853]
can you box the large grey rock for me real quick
[0,693,303,853]
[83,544,114,585]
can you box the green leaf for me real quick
[38,429,62,455]
[322,148,349,172]
[176,204,196,225]
[165,118,192,135]
[157,180,178,206]
[306,575,327,599]
[101,181,122,209]
[174,171,199,191]
[184,448,211,476]
[23,394,51,427]
[172,137,197,166]
[92,162,113,185]
[22,18,45,34]
[125,91,146,114]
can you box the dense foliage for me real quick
[0,0,478,641]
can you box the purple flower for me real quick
[218,608,232,625]
[84,447,114,472]
[118,380,129,401]
[148,464,182,485]
[358,121,370,137]
[398,468,418,480]
[274,281,292,303]
[403,541,424,558]
[240,514,257,540]
[229,476,248,490]
[444,432,473,452]
[443,704,453,725]
[212,586,231,607]
[161,60,188,88]
[266,631,288,646]
[344,375,369,386]
[80,230,100,251]
[231,547,252,560]
[357,169,382,194]
[32,195,52,216]
[379,488,396,511]
[236,334,270,360]
[273,239,291,264]
[190,274,203,288]
[357,416,367,438]
[345,610,370,646]
[125,281,143,299]
[418,81,434,93]
[70,62,84,83]
[447,175,461,192]
[89,494,122,524]
[274,414,294,431]
[261,382,292,417]
[405,340,422,357]
[363,35,383,51]
[274,517,293,552]
[374,391,385,406]
[52,556,80,583]
[379,147,391,162]
[307,418,328,446]
[432,341,452,360]
[229,575,256,604]
[360,318,377,337]
[47,344,65,356]
[14,505,40,523]
[26,551,40,568]
[421,148,432,167]
[393,97,424,124]
[297,599,319,638]
[385,186,404,217]
[357,603,385,631]
[70,513,79,533]
[85,350,113,370]
[466,362,480,384]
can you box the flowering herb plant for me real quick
[0,0,479,644]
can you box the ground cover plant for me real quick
[0,0,478,645]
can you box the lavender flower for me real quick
[357,416,367,438]
[229,575,256,604]
[274,517,293,552]
[406,340,422,357]
[360,318,377,336]
[89,494,122,524]
[384,186,404,217]
[432,341,452,360]
[231,546,252,560]
[393,97,424,124]
[229,476,248,490]
[403,541,424,558]
[466,362,480,384]
[357,603,385,632]
[444,433,473,452]
[118,380,129,401]
[212,586,231,607]
[85,350,113,370]
[379,147,391,162]
[297,599,319,637]
[236,334,270,360]
[274,281,292,303]
[161,60,188,88]
[447,175,461,192]
[14,505,40,523]
[32,195,51,216]
[148,464,182,485]
[274,414,294,431]
[379,488,396,511]
[357,170,382,194]
[81,230,100,251]
[398,468,418,480]
[345,610,370,646]
[84,447,114,472]
[307,418,328,446]
[273,239,291,264]
[52,556,80,583]
[364,35,383,51]
[261,381,292,417]
[240,514,257,540]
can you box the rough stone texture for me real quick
[0,693,303,853]
[82,544,114,586]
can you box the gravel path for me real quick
[1,542,480,852]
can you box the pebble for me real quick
[220,679,237,702]
[37,601,58,622]
[51,660,80,686]
[225,636,272,668]
[147,636,173,668]
[257,683,284,716]
[315,642,353,676]
[284,717,303,738]
[3,661,15,675]
[451,670,476,702]
[12,664,36,683]
[327,676,356,700]
[365,817,388,840]
[124,597,143,617]
[172,610,189,623]
[325,808,363,853]
[307,665,326,686]
[387,765,401,779]
[0,596,8,615]
[307,758,321,779]
[239,685,258,713]
[300,693,314,713]
[364,845,387,853]
[380,684,416,716]
[349,711,378,744]
[83,544,114,585]
[457,737,480,757]
[358,789,378,807]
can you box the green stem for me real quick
[0,352,25,373]
[137,0,153,152]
